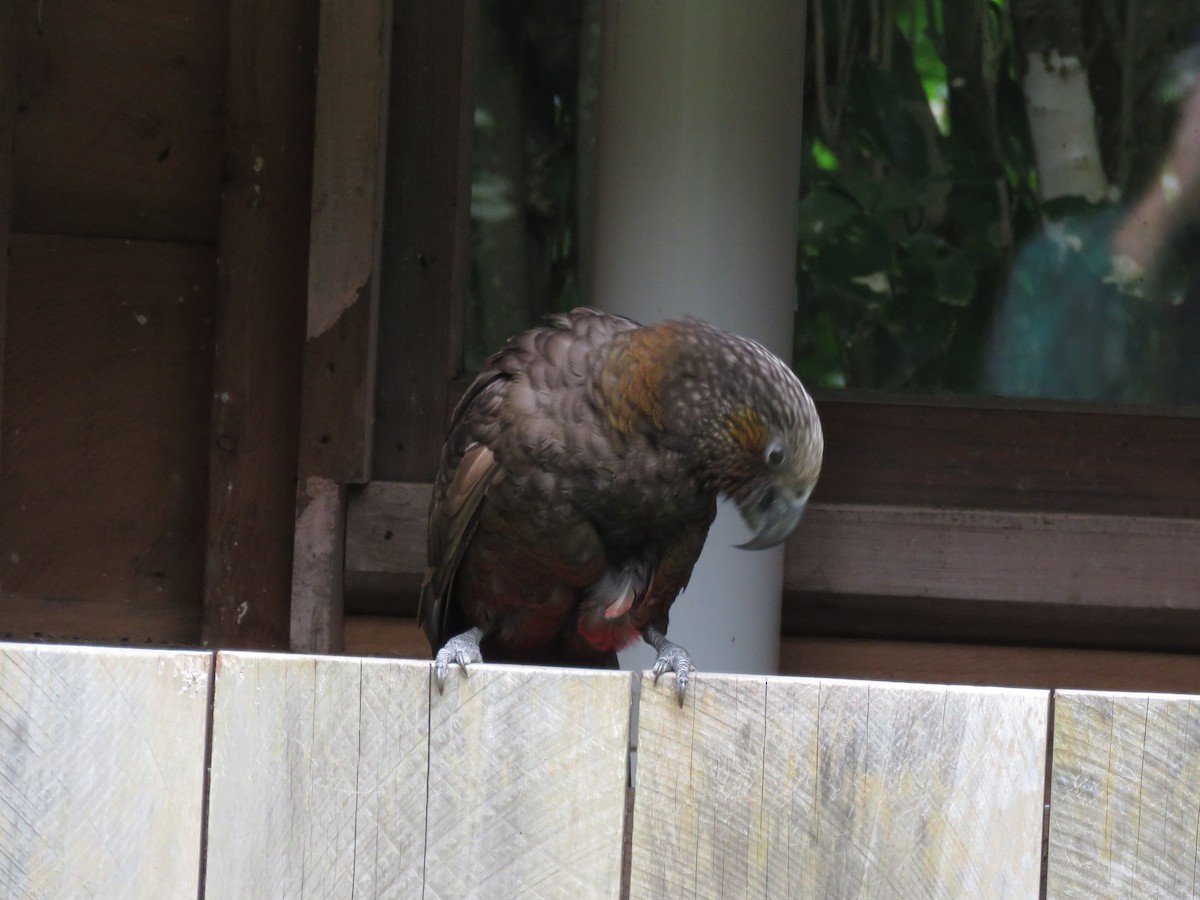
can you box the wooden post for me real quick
[0,0,13,477]
[373,0,477,483]
[289,0,394,654]
[290,477,347,652]
[203,0,318,649]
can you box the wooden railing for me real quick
[1,641,1196,898]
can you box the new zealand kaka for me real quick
[418,308,822,702]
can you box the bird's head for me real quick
[613,317,823,549]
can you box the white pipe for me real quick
[592,0,806,675]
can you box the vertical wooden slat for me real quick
[1048,690,1200,898]
[290,0,393,654]
[204,651,430,898]
[424,664,631,898]
[374,0,477,482]
[0,0,13,473]
[297,0,392,482]
[290,477,348,653]
[0,644,210,899]
[203,0,318,648]
[632,674,1049,898]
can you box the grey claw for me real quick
[433,627,484,692]
[649,640,693,706]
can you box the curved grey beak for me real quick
[735,489,809,550]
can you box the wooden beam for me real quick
[288,0,393,654]
[0,0,13,480]
[203,0,318,649]
[373,0,477,482]
[344,481,427,597]
[297,0,393,483]
[813,393,1200,518]
[290,477,346,653]
[786,503,1200,610]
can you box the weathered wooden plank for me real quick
[203,0,317,648]
[425,664,631,899]
[632,674,1048,898]
[204,651,430,898]
[374,0,476,482]
[0,643,210,899]
[0,0,12,472]
[297,0,391,487]
[290,477,347,653]
[1048,690,1200,898]
[10,0,225,242]
[0,235,215,636]
[297,0,391,482]
[344,481,429,596]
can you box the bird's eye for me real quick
[764,442,786,467]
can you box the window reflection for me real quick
[466,1,1200,407]
[985,43,1200,403]
[465,0,595,371]
[797,1,1200,405]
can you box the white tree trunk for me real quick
[1022,50,1109,202]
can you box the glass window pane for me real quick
[797,0,1200,405]
[467,1,1200,408]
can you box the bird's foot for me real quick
[643,625,693,706]
[433,627,484,691]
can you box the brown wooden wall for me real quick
[2,0,225,643]
[1,0,314,648]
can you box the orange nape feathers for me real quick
[598,322,682,434]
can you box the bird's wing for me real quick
[418,365,508,652]
[418,440,499,652]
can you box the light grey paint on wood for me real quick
[203,651,429,899]
[1048,690,1200,899]
[0,643,210,899]
[632,673,1048,899]
[344,480,428,579]
[423,663,632,900]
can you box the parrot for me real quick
[418,307,823,703]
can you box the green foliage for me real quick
[796,0,1038,391]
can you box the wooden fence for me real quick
[1,642,1197,898]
